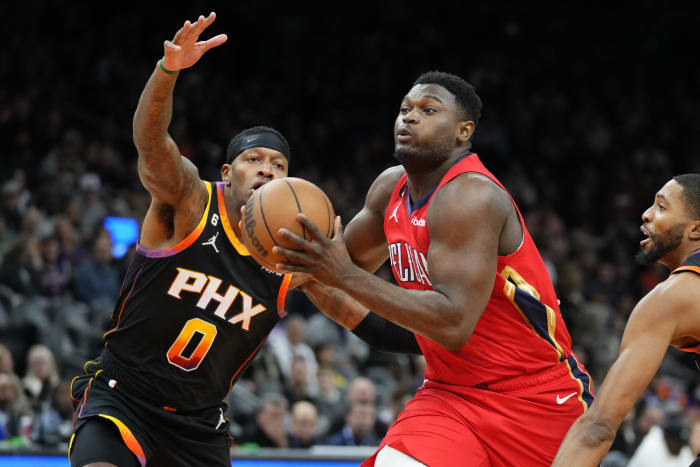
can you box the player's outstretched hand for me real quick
[162,12,227,72]
[274,215,355,289]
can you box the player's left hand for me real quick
[274,215,355,289]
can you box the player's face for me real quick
[225,147,288,206]
[393,84,466,169]
[637,180,691,265]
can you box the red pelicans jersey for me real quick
[384,154,590,399]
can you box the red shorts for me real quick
[362,355,593,467]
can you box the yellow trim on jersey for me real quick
[217,183,251,256]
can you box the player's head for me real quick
[394,71,482,171]
[637,173,700,268]
[222,126,291,207]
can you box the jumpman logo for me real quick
[389,203,400,223]
[215,408,226,429]
[202,231,220,253]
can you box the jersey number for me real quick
[167,318,217,371]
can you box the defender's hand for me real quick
[162,12,227,72]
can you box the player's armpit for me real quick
[345,165,404,272]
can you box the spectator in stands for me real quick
[268,314,318,393]
[22,345,59,413]
[283,355,319,406]
[37,234,72,297]
[0,372,31,441]
[0,238,42,296]
[238,393,290,448]
[31,379,73,446]
[72,229,120,304]
[326,401,381,446]
[0,344,14,375]
[288,400,320,448]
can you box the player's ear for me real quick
[689,220,700,241]
[221,164,232,186]
[457,120,475,144]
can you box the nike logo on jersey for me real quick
[202,232,220,253]
[389,203,400,223]
[167,268,266,330]
[556,392,577,404]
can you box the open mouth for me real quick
[640,225,653,247]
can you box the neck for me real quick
[404,150,465,201]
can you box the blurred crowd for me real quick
[2,2,700,465]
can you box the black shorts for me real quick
[70,360,232,467]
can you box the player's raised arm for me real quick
[552,275,696,467]
[133,13,227,247]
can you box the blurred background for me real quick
[2,2,700,465]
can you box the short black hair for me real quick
[673,173,700,219]
[225,126,291,164]
[413,71,483,126]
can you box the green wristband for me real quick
[158,58,178,75]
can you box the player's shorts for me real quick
[362,355,594,467]
[69,356,233,467]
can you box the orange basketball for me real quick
[240,177,335,273]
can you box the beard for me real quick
[393,138,455,172]
[635,222,686,265]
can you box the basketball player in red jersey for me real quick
[275,71,593,466]
[553,174,700,467]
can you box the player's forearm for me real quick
[337,266,474,350]
[133,64,178,154]
[551,415,617,467]
[300,281,369,330]
[302,281,422,355]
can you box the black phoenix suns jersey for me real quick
[101,181,291,411]
[672,251,700,358]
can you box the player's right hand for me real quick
[162,12,227,72]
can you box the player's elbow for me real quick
[578,413,618,447]
[439,316,475,351]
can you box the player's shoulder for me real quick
[639,271,700,317]
[372,165,406,189]
[433,171,510,216]
[364,165,405,211]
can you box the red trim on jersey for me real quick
[227,333,270,393]
[277,274,292,317]
[103,267,143,338]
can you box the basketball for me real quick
[240,177,335,273]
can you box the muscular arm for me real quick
[279,173,508,351]
[134,14,226,249]
[552,274,700,467]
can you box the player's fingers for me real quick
[190,15,207,36]
[174,20,192,43]
[331,216,343,240]
[273,246,312,263]
[277,229,313,251]
[275,262,310,274]
[199,34,228,52]
[296,214,325,241]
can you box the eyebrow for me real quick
[656,193,669,203]
[403,94,445,104]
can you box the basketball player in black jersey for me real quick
[68,13,304,467]
[553,174,700,466]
